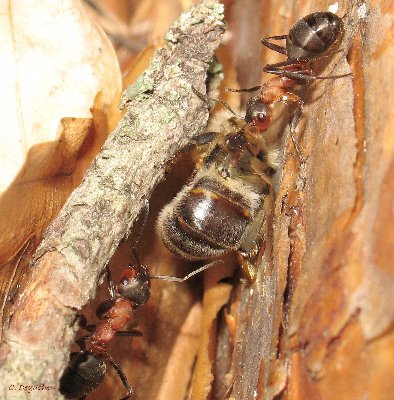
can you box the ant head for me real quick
[244,96,272,132]
[117,265,151,308]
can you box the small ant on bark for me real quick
[228,11,351,162]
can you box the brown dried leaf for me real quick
[0,0,121,335]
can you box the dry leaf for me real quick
[0,0,120,191]
[0,0,121,336]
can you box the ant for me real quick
[59,248,218,399]
[59,262,150,400]
[228,11,351,161]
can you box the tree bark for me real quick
[220,1,394,399]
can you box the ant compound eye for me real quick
[257,111,268,122]
[120,278,129,286]
[245,96,272,132]
[254,112,271,131]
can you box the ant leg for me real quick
[289,131,306,167]
[261,35,288,55]
[106,354,134,399]
[264,61,351,82]
[129,200,150,269]
[263,60,315,84]
[289,105,303,133]
[312,72,352,80]
[215,99,242,118]
[131,244,151,273]
[73,313,96,334]
[134,201,150,247]
[105,266,116,300]
[83,324,97,333]
[76,313,88,328]
[226,61,307,93]
[191,85,211,107]
[280,94,306,165]
[115,330,143,337]
[261,84,305,163]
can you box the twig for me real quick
[0,1,225,398]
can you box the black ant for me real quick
[228,11,351,160]
[59,249,218,399]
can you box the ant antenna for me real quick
[225,86,262,94]
[215,99,243,119]
[312,72,352,80]
[130,200,150,266]
[192,86,242,119]
[134,201,150,248]
[151,260,223,282]
[131,246,142,267]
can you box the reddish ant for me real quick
[59,248,218,399]
[228,11,351,161]
[59,262,149,400]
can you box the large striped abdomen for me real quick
[157,171,262,260]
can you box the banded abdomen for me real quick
[157,165,266,260]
